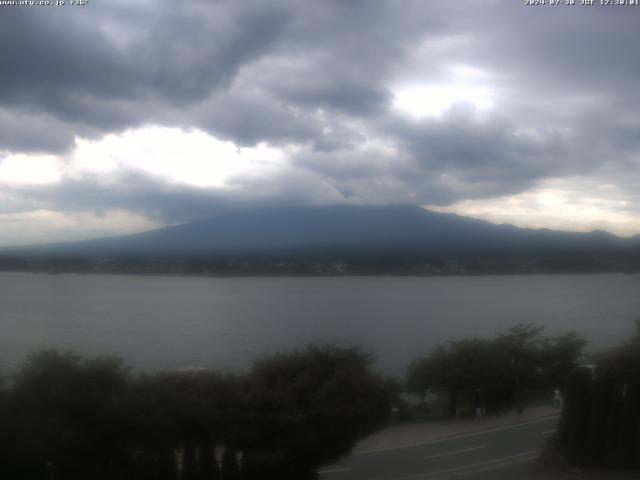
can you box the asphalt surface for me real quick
[318,414,560,480]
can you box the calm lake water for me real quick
[1,272,639,376]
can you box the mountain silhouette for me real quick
[6,205,638,259]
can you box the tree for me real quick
[406,344,448,401]
[126,369,241,480]
[496,323,545,393]
[1,346,396,480]
[7,351,132,480]
[540,331,587,389]
[557,322,640,470]
[240,345,395,479]
[408,339,512,416]
[406,324,586,417]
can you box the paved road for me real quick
[318,414,560,480]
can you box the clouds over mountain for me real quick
[1,0,639,244]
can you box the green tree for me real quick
[407,324,585,417]
[240,345,395,479]
[496,323,545,393]
[7,351,131,480]
[126,369,241,480]
[557,322,640,470]
[540,331,586,389]
[408,339,512,416]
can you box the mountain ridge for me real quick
[2,205,638,260]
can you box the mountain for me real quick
[2,205,640,274]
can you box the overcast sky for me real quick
[1,0,639,246]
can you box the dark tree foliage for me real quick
[124,370,240,480]
[406,324,586,416]
[557,322,640,470]
[1,346,394,480]
[240,346,395,478]
[540,331,587,389]
[407,340,512,416]
[4,351,132,480]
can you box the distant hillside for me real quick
[2,205,640,274]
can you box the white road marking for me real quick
[318,467,351,475]
[389,449,541,480]
[423,445,488,460]
[355,415,560,455]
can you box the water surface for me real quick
[1,273,638,376]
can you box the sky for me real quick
[1,0,639,246]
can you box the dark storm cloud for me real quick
[444,4,640,140]
[462,5,640,97]
[2,0,640,231]
[0,0,291,150]
[3,167,353,225]
[3,173,223,223]
[386,107,568,199]
[192,90,323,147]
[272,80,391,117]
[0,108,72,154]
[0,0,442,148]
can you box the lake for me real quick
[1,272,639,376]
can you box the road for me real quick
[318,414,560,480]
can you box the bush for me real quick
[407,324,584,417]
[557,323,640,470]
[0,345,395,479]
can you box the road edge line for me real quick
[355,414,560,455]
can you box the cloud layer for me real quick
[1,0,639,244]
